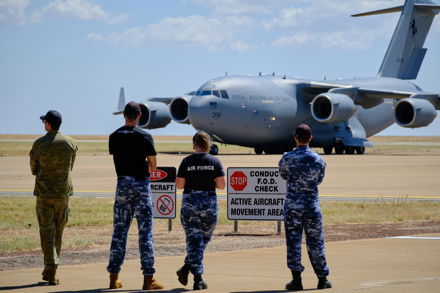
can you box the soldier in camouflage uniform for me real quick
[278,124,332,291]
[107,102,164,290]
[30,110,77,285]
[175,131,225,290]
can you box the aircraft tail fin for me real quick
[353,0,440,80]
[113,87,126,115]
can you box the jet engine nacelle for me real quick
[138,101,172,129]
[170,96,192,124]
[311,93,356,123]
[394,98,437,128]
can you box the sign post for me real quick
[227,167,286,221]
[150,167,177,223]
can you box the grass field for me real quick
[1,135,440,156]
[1,196,439,253]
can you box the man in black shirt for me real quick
[107,102,164,290]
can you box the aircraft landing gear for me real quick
[254,146,264,155]
[334,141,345,154]
[355,146,365,154]
[323,146,333,155]
[209,144,219,155]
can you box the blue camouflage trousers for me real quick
[180,191,218,275]
[107,176,155,275]
[284,197,329,278]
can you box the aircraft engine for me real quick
[311,93,356,123]
[394,98,437,128]
[138,101,172,129]
[170,96,192,124]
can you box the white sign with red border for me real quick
[150,167,176,219]
[227,167,286,221]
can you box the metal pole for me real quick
[168,219,172,232]
[234,220,238,233]
[277,221,282,234]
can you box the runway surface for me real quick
[1,153,439,201]
[0,234,439,292]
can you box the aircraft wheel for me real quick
[254,146,264,155]
[355,146,365,155]
[323,146,333,155]
[209,144,219,155]
[345,146,355,154]
[334,142,345,154]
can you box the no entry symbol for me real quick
[156,194,174,216]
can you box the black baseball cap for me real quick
[40,110,62,128]
[294,124,312,141]
[124,101,141,118]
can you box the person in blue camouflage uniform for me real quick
[175,131,226,290]
[30,110,77,286]
[107,102,164,290]
[278,124,332,291]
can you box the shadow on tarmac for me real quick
[0,282,48,291]
[50,288,189,293]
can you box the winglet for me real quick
[113,87,126,115]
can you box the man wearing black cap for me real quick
[107,102,164,290]
[278,124,332,291]
[30,110,78,285]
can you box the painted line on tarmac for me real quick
[387,236,440,240]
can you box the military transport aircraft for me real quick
[114,0,440,155]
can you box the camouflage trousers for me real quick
[107,176,155,275]
[283,197,329,277]
[36,196,70,269]
[181,191,218,275]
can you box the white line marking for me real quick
[387,236,440,240]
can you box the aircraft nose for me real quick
[188,96,216,130]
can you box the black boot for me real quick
[193,274,208,290]
[317,277,332,289]
[285,271,303,291]
[176,263,190,286]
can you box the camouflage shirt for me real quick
[278,145,326,201]
[30,131,78,198]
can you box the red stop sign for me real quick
[230,171,248,191]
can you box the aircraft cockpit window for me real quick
[201,90,212,96]
[213,90,221,98]
[220,90,229,99]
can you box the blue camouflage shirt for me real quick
[278,145,326,201]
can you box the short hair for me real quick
[124,102,141,121]
[193,131,211,152]
[294,124,312,143]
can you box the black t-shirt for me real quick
[177,153,224,193]
[109,126,157,177]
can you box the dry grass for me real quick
[1,196,439,253]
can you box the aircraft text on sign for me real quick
[150,167,176,219]
[227,167,286,221]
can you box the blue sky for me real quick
[1,0,439,136]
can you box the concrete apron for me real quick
[0,234,439,293]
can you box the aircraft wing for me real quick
[146,97,175,104]
[303,82,440,110]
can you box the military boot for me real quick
[176,263,190,286]
[44,267,60,285]
[109,273,122,289]
[317,277,332,289]
[142,275,164,290]
[285,271,303,291]
[193,274,208,290]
